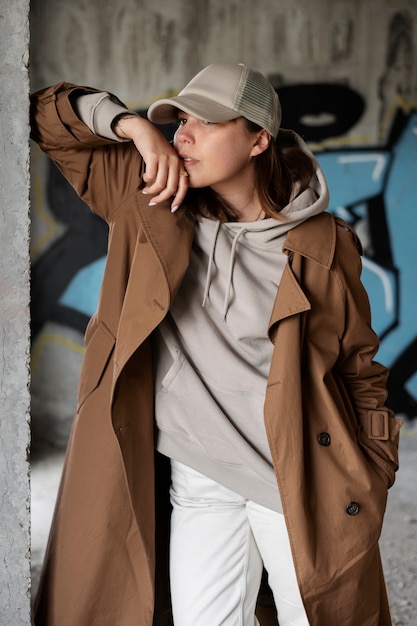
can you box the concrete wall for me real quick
[0,0,31,623]
[0,0,409,621]
[29,0,417,452]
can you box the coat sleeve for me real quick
[333,219,402,487]
[30,82,144,222]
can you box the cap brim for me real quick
[147,94,240,125]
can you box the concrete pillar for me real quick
[0,0,31,623]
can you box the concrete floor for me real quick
[31,420,417,623]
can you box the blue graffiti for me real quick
[59,256,106,317]
[383,115,417,362]
[318,152,389,210]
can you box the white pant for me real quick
[169,461,309,626]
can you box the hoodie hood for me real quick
[277,127,329,226]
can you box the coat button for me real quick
[317,432,331,446]
[346,501,360,516]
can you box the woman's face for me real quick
[173,113,266,195]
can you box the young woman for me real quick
[30,63,402,626]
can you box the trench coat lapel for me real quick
[284,210,337,270]
[268,262,311,335]
[114,197,194,379]
[268,212,336,334]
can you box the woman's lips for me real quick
[181,156,197,170]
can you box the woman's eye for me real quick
[175,117,215,128]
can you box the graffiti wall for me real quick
[30,3,417,449]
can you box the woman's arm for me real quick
[30,82,187,219]
[334,221,402,486]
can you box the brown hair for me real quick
[185,119,315,222]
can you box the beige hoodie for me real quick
[155,158,328,512]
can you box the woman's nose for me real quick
[175,121,195,144]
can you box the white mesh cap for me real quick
[147,63,281,138]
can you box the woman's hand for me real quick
[113,114,188,211]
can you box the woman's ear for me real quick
[250,129,271,157]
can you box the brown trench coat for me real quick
[31,83,402,626]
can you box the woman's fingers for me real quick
[125,120,188,209]
[171,171,189,212]
[142,156,189,209]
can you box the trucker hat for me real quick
[147,63,281,138]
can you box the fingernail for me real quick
[148,201,157,206]
[171,205,179,213]
[142,190,148,195]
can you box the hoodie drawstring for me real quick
[222,227,247,320]
[202,220,221,308]
[201,221,248,321]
